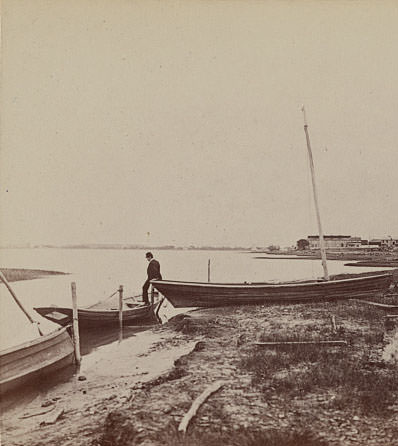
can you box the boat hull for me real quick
[0,327,74,394]
[151,273,393,308]
[34,303,157,329]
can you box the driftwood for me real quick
[178,381,224,433]
[330,315,337,332]
[254,340,347,347]
[20,405,55,419]
[39,408,64,426]
[352,299,398,310]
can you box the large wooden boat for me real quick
[151,273,393,308]
[0,326,74,394]
[34,302,158,329]
[151,108,394,308]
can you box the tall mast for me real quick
[301,106,329,280]
[0,270,43,335]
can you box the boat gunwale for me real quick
[151,272,392,289]
[34,304,155,315]
[0,325,71,357]
[71,307,152,315]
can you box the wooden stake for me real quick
[208,259,211,282]
[178,381,224,433]
[71,282,81,365]
[118,285,124,330]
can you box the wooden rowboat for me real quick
[34,302,158,329]
[0,326,74,394]
[151,272,393,308]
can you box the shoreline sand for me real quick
[2,295,398,446]
[2,268,398,445]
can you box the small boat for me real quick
[0,271,75,394]
[151,108,394,308]
[151,273,393,308]
[34,302,158,329]
[0,326,74,394]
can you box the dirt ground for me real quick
[96,301,398,446]
[2,293,398,446]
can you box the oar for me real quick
[0,270,43,335]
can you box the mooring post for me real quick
[208,259,211,282]
[118,285,123,330]
[71,282,81,365]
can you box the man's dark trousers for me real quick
[142,279,151,305]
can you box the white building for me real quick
[369,236,398,249]
[307,235,362,250]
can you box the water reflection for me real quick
[79,323,158,356]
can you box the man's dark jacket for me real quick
[147,259,162,280]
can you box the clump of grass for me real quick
[334,301,384,325]
[368,294,398,305]
[159,426,328,446]
[240,345,398,415]
[168,314,222,337]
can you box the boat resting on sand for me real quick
[0,326,74,394]
[151,272,393,308]
[34,302,158,329]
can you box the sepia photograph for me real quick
[1,1,397,445]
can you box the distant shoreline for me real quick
[254,256,398,267]
[0,268,68,282]
[0,245,250,251]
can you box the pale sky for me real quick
[1,0,397,247]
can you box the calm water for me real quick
[0,247,390,349]
[0,248,394,414]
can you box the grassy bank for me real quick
[96,300,398,446]
[0,268,68,282]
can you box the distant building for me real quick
[307,235,362,250]
[298,235,397,251]
[369,237,398,249]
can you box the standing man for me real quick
[142,252,162,305]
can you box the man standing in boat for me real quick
[142,252,162,305]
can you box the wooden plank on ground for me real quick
[178,381,224,434]
[352,299,398,310]
[254,340,347,347]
